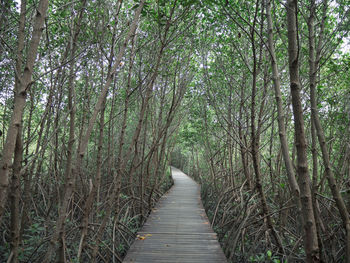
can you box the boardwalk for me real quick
[123,167,227,263]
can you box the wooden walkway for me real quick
[123,167,227,263]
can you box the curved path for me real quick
[123,167,227,263]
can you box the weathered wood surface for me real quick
[123,167,227,263]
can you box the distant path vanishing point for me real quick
[123,167,227,263]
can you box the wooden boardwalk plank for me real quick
[123,167,227,263]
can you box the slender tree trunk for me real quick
[308,1,350,261]
[0,0,49,220]
[266,0,301,202]
[85,4,146,261]
[311,116,324,261]
[286,0,320,261]
[125,12,174,194]
[8,1,27,260]
[77,97,106,261]
[55,51,78,263]
[77,0,145,165]
[20,85,54,237]
[44,2,87,261]
[228,91,235,187]
[250,2,283,251]
[238,77,251,190]
[76,2,123,258]
[9,128,22,263]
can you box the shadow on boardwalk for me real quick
[123,167,227,263]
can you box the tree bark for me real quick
[266,0,301,203]
[9,128,22,263]
[286,0,320,261]
[8,1,27,261]
[0,0,49,220]
[43,2,87,261]
[76,97,106,261]
[308,0,350,261]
